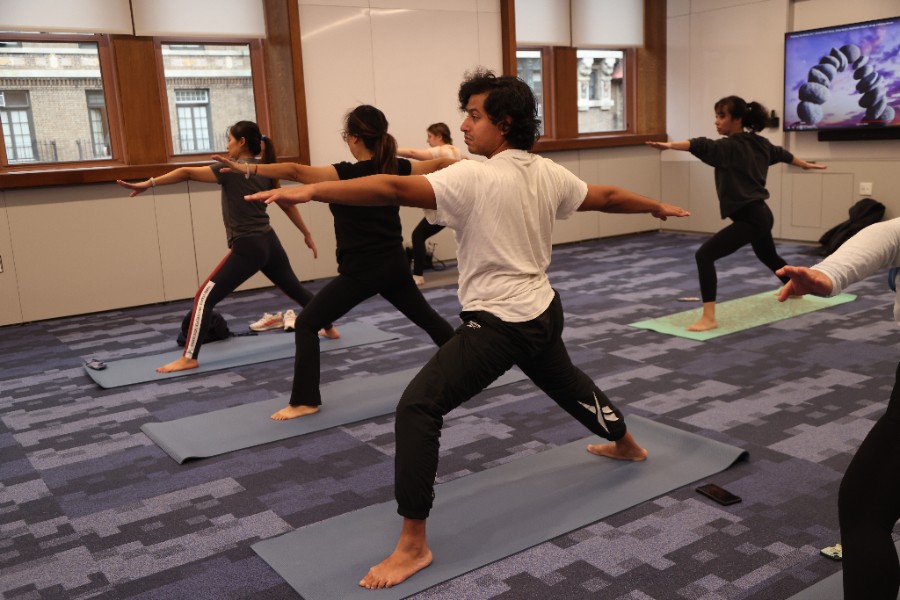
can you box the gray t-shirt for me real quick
[211,161,276,246]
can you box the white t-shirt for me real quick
[812,217,900,325]
[424,149,588,322]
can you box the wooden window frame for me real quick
[500,0,666,152]
[0,0,308,190]
[153,37,270,162]
[0,32,124,172]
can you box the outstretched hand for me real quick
[116,179,150,197]
[652,203,690,221]
[244,186,311,205]
[645,141,671,151]
[211,153,245,174]
[775,266,834,301]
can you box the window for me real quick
[0,37,115,165]
[1,90,38,163]
[174,89,213,153]
[161,43,257,156]
[516,49,545,134]
[502,0,665,151]
[576,49,625,134]
[85,90,110,159]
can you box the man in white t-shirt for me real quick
[246,69,690,590]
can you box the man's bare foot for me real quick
[687,316,718,332]
[587,432,648,461]
[359,520,432,589]
[319,326,341,340]
[270,405,320,420]
[156,357,198,373]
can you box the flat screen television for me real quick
[783,16,900,139]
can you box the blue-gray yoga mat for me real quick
[252,415,749,600]
[786,540,900,600]
[142,367,528,463]
[84,321,398,389]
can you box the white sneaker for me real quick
[412,275,425,286]
[249,311,284,331]
[283,309,297,332]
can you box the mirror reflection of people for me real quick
[398,123,461,285]
[245,69,690,589]
[116,121,335,373]
[647,96,826,331]
[777,218,900,600]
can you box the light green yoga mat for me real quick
[629,291,857,341]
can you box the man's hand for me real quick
[651,203,690,220]
[775,266,834,301]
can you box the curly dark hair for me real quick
[458,68,541,150]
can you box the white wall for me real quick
[660,0,900,242]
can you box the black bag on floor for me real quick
[815,198,885,256]
[176,310,232,347]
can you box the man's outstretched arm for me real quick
[244,174,438,210]
[579,184,690,220]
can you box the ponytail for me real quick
[714,95,768,132]
[345,105,398,174]
[229,120,277,162]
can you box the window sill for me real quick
[0,156,303,190]
[533,132,666,153]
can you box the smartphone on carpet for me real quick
[696,483,741,505]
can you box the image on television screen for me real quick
[784,16,899,131]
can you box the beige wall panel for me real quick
[150,182,202,301]
[370,8,481,154]
[0,195,23,326]
[665,14,690,145]
[788,172,824,230]
[682,162,724,234]
[544,151,598,244]
[659,159,694,233]
[688,1,786,149]
[299,5,376,166]
[8,185,165,321]
[581,147,662,238]
[476,9,503,73]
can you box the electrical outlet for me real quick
[860,182,873,196]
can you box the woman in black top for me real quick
[648,96,826,331]
[117,120,335,373]
[217,105,456,420]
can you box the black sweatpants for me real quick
[393,291,628,520]
[411,217,445,276]
[695,201,790,302]
[289,247,454,407]
[838,360,900,599]
[183,229,328,359]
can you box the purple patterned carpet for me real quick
[2,230,896,599]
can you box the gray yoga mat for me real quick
[84,321,398,389]
[252,415,749,600]
[786,539,900,600]
[142,367,528,463]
